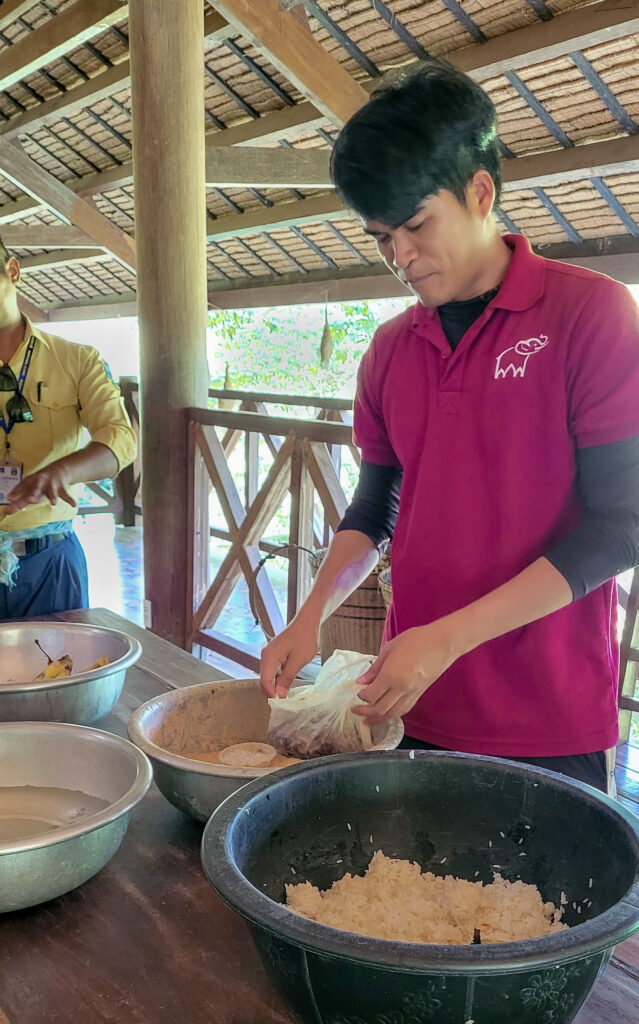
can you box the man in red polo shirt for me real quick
[260,59,639,792]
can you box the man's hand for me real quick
[354,620,459,725]
[6,463,76,514]
[260,613,321,698]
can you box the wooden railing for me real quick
[93,381,355,530]
[186,405,355,672]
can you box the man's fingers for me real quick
[356,650,387,687]
[260,646,284,697]
[59,487,77,508]
[353,687,400,721]
[274,658,305,698]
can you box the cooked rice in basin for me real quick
[286,851,567,945]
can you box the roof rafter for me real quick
[0,8,231,141]
[0,1,43,34]
[4,130,638,235]
[211,0,639,143]
[18,247,106,271]
[0,140,135,268]
[0,0,129,93]
[1,225,98,247]
[210,0,369,126]
[204,134,639,237]
[205,144,331,188]
[39,235,639,320]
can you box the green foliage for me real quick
[207,299,410,397]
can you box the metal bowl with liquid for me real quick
[0,721,152,912]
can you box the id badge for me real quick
[0,456,23,505]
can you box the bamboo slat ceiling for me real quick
[0,0,635,320]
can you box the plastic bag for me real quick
[267,649,374,759]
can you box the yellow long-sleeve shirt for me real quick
[0,317,137,532]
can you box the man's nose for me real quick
[392,229,418,271]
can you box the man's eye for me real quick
[407,219,425,233]
[377,235,391,245]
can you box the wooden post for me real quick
[287,438,314,622]
[129,0,209,648]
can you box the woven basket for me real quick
[378,567,392,610]
[308,549,389,664]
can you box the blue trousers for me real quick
[0,532,89,619]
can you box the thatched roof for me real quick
[0,0,636,319]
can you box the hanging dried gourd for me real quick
[319,302,333,368]
[218,362,234,410]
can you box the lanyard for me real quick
[0,334,36,439]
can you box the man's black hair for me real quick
[330,57,502,228]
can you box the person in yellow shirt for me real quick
[0,237,137,618]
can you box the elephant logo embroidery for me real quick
[494,333,549,379]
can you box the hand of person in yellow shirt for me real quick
[5,441,119,515]
[5,461,76,514]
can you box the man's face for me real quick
[363,187,490,306]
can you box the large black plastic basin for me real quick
[201,751,639,1024]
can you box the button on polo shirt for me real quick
[354,235,639,757]
[0,317,137,533]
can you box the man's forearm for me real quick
[443,556,573,660]
[51,441,119,484]
[297,529,379,626]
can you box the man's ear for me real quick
[6,256,20,286]
[468,170,497,220]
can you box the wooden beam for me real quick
[208,263,404,308]
[0,0,128,93]
[450,0,639,82]
[207,193,344,239]
[206,145,332,188]
[211,101,326,149]
[203,8,231,42]
[213,0,639,144]
[1,225,97,248]
[41,237,639,322]
[204,238,639,309]
[0,140,135,269]
[0,195,42,224]
[11,115,638,226]
[0,8,229,142]
[0,61,131,142]
[18,248,106,272]
[211,0,369,126]
[0,0,42,33]
[501,134,639,191]
[205,133,639,237]
[47,292,138,320]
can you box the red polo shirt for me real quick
[354,234,639,756]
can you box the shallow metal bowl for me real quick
[0,622,142,724]
[0,721,152,912]
[128,678,404,822]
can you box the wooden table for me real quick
[0,609,637,1023]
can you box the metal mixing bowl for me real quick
[128,679,404,821]
[0,721,152,912]
[0,622,142,724]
